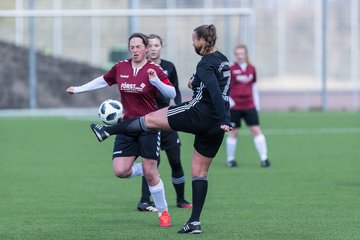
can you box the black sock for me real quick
[173,179,185,202]
[189,176,208,223]
[140,176,151,203]
[166,147,185,201]
[104,117,148,135]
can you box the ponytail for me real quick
[194,24,217,55]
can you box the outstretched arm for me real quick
[66,76,108,94]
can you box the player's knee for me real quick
[143,168,156,179]
[251,126,261,136]
[145,112,156,129]
[228,128,238,138]
[113,168,131,178]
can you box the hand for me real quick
[66,86,75,94]
[229,97,235,109]
[188,79,193,89]
[220,124,233,132]
[147,68,158,79]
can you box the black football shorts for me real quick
[230,109,260,128]
[160,130,181,150]
[167,102,225,158]
[112,131,160,161]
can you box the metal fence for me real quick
[0,0,359,111]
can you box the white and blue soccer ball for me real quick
[98,99,124,125]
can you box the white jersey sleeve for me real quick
[252,83,261,111]
[149,76,176,99]
[74,76,108,93]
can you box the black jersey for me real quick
[191,51,231,124]
[156,59,182,109]
[167,51,230,157]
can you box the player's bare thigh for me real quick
[145,107,172,131]
[113,156,136,178]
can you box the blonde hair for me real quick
[234,44,252,65]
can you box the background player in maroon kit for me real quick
[226,44,271,168]
[66,33,174,227]
[136,34,192,212]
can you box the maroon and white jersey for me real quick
[229,63,257,110]
[103,59,172,120]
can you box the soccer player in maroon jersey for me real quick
[226,44,271,168]
[136,34,192,212]
[90,24,232,234]
[66,33,174,227]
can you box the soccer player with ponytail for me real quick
[90,24,232,234]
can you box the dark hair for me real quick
[148,34,163,46]
[128,33,149,48]
[193,24,217,54]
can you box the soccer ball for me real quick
[98,99,124,125]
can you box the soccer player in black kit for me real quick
[137,34,192,212]
[91,24,232,234]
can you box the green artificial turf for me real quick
[0,112,359,240]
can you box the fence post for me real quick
[29,0,37,109]
[351,0,359,110]
[53,0,62,56]
[321,0,328,111]
[128,0,139,34]
[15,0,24,45]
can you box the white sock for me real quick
[149,179,168,216]
[253,134,268,161]
[226,136,237,162]
[130,163,143,177]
